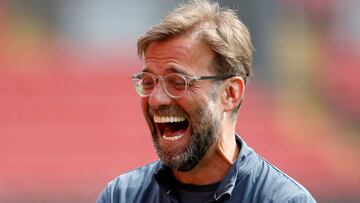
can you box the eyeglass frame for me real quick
[131,71,235,99]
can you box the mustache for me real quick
[148,105,187,117]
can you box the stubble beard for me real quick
[147,104,220,172]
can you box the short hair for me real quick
[137,0,254,84]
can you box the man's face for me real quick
[141,36,223,171]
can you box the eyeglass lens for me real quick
[133,73,188,98]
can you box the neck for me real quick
[172,130,239,185]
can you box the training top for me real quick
[97,135,316,203]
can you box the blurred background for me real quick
[0,0,359,202]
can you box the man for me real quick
[97,0,316,202]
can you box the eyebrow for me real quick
[142,66,191,76]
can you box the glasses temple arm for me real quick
[193,75,234,81]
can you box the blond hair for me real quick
[137,0,253,84]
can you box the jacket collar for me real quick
[214,135,256,201]
[153,135,256,201]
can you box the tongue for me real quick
[163,126,186,137]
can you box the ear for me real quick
[221,76,245,112]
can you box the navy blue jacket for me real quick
[97,136,316,203]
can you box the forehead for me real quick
[144,35,215,74]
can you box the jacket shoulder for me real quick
[115,160,161,186]
[254,156,316,202]
[96,161,162,203]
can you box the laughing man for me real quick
[97,0,316,202]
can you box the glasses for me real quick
[131,72,233,98]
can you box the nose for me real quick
[148,82,172,109]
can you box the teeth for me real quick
[154,115,186,123]
[162,134,184,141]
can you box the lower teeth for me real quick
[162,134,184,141]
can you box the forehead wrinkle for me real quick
[145,47,192,64]
[145,36,200,62]
[145,36,216,76]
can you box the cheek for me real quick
[141,98,157,132]
[191,95,217,112]
[180,97,213,124]
[184,91,209,107]
[187,92,220,116]
[141,98,150,117]
[140,97,148,108]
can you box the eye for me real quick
[141,76,155,90]
[166,75,186,90]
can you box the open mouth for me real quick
[154,115,189,141]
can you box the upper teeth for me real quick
[154,115,186,123]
